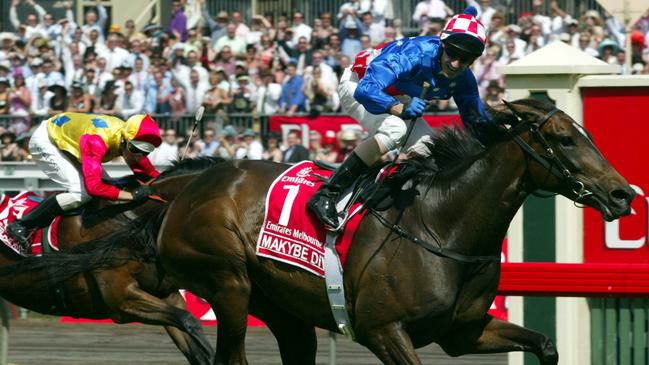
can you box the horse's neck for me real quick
[420,141,529,255]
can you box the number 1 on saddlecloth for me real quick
[278,185,299,226]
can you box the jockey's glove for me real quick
[132,185,153,202]
[400,97,427,119]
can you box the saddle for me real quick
[313,160,422,214]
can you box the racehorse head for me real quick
[499,99,635,221]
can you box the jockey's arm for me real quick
[354,44,421,116]
[80,135,133,201]
[452,71,495,143]
[126,155,161,181]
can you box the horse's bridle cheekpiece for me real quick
[507,107,594,203]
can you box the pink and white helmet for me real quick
[441,7,487,58]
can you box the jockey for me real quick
[7,113,162,252]
[308,6,495,228]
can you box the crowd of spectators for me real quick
[0,0,647,162]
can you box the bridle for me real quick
[506,107,593,202]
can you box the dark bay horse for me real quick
[156,99,635,364]
[0,157,224,364]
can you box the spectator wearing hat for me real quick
[216,125,239,160]
[229,74,254,113]
[336,129,360,163]
[0,131,25,162]
[99,33,129,72]
[47,82,67,115]
[278,62,306,116]
[26,58,45,97]
[482,79,505,108]
[94,80,119,114]
[0,78,12,115]
[0,33,18,62]
[116,80,144,118]
[255,69,282,115]
[339,19,363,60]
[214,24,247,57]
[201,2,229,45]
[598,38,618,63]
[282,129,309,163]
[235,128,263,160]
[9,0,47,40]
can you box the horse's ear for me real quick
[488,101,519,127]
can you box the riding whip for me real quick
[392,81,431,162]
[181,106,205,160]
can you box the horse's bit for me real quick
[508,108,594,203]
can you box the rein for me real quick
[369,209,500,264]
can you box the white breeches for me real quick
[30,121,93,210]
[338,67,434,156]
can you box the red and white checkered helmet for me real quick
[441,7,487,58]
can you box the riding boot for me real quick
[7,194,63,254]
[308,153,368,228]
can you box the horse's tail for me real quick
[0,206,168,288]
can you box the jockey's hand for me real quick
[132,185,153,202]
[401,97,427,119]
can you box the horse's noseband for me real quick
[509,108,593,202]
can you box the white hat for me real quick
[0,32,17,43]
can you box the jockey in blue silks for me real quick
[308,6,495,229]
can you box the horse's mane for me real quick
[409,98,556,179]
[158,156,226,179]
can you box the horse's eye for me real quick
[559,136,575,147]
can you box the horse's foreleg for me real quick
[359,322,422,365]
[112,284,214,365]
[438,316,558,365]
[249,289,317,365]
[205,270,252,365]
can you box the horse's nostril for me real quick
[610,188,635,202]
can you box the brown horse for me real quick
[155,99,635,364]
[0,157,224,364]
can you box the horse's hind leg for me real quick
[162,291,216,365]
[106,281,214,365]
[438,315,558,365]
[249,289,317,365]
[358,322,422,365]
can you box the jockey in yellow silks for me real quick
[7,113,162,253]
